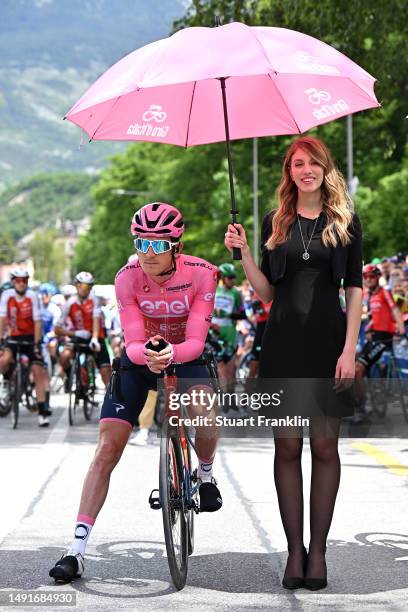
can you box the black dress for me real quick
[259,212,361,417]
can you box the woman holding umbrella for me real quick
[224,135,363,590]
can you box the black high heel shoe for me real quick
[282,546,308,590]
[304,552,327,591]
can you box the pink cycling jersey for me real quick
[115,254,217,365]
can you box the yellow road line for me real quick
[352,442,408,476]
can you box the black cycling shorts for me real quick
[357,331,393,369]
[100,348,214,429]
[93,338,111,369]
[5,335,44,366]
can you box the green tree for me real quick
[0,232,17,264]
[29,229,68,284]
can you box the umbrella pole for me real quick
[220,77,241,261]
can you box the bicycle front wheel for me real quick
[83,355,96,421]
[12,365,22,430]
[159,419,188,590]
[68,364,79,426]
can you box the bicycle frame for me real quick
[163,367,199,512]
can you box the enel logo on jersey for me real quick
[140,295,190,315]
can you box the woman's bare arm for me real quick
[224,224,274,303]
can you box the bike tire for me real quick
[160,419,188,590]
[369,364,387,418]
[186,442,195,557]
[0,374,12,417]
[12,364,22,430]
[68,362,79,427]
[83,355,96,421]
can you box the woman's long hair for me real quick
[265,136,353,250]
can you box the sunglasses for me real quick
[224,275,236,280]
[14,278,28,284]
[363,274,378,280]
[134,238,177,254]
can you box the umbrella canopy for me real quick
[65,22,380,146]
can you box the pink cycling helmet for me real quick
[131,203,184,240]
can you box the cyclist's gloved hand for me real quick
[144,335,173,372]
[75,329,92,340]
[34,342,43,359]
[89,337,101,352]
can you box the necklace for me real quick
[297,215,319,261]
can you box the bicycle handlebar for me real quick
[4,339,36,346]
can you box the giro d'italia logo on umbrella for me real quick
[305,88,350,120]
[293,51,340,75]
[127,104,169,138]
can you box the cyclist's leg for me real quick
[31,363,46,403]
[77,420,131,520]
[50,351,151,581]
[178,364,222,511]
[93,340,112,387]
[0,346,13,375]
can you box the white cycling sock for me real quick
[197,455,214,483]
[67,514,95,557]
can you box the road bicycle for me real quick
[2,339,37,429]
[148,350,219,590]
[67,340,97,426]
[368,338,408,422]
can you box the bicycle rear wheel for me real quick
[12,365,22,430]
[0,375,12,417]
[369,364,387,418]
[160,419,188,590]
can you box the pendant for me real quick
[302,252,310,260]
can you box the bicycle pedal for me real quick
[148,489,162,509]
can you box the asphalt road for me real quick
[1,390,408,611]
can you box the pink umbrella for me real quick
[65,21,379,258]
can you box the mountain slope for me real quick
[0,0,186,187]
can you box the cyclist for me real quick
[0,269,50,427]
[354,264,406,421]
[39,283,60,412]
[49,203,222,583]
[54,272,111,389]
[212,263,246,391]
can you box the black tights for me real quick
[273,418,341,577]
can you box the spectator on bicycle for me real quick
[54,272,111,390]
[212,263,246,392]
[354,264,406,421]
[225,135,363,591]
[50,203,222,584]
[0,269,50,427]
